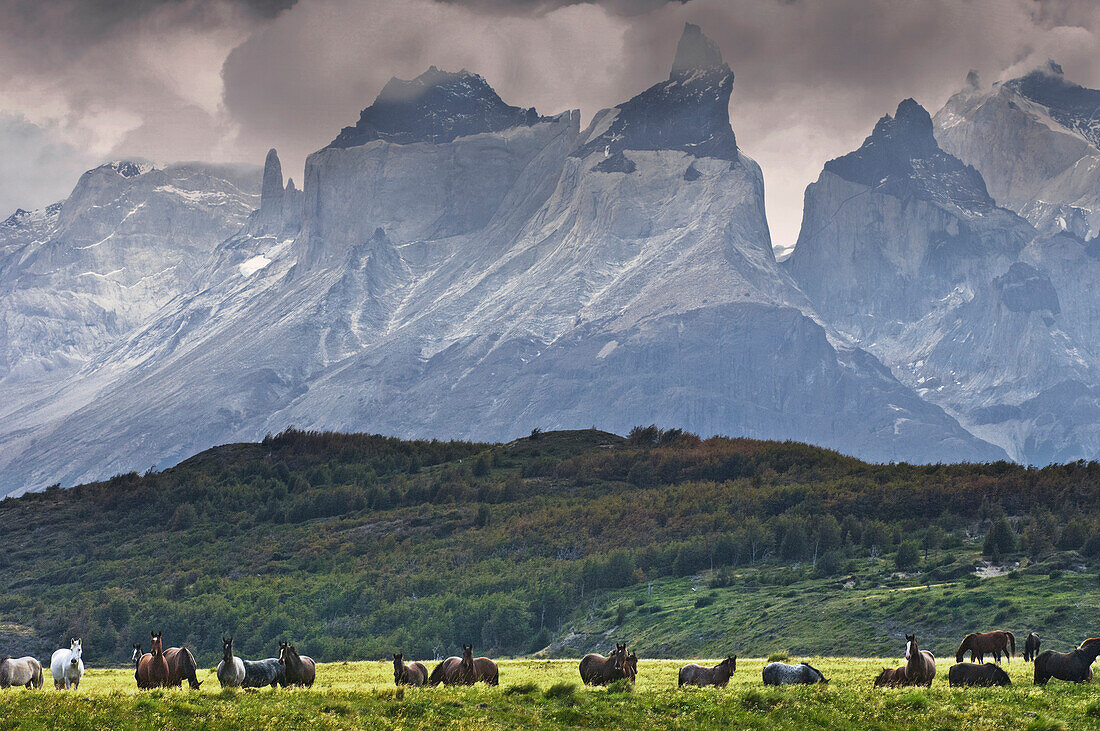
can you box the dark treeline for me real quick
[1,427,1098,666]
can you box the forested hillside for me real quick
[1,428,1098,666]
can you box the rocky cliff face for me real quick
[788,98,1100,464]
[934,63,1100,241]
[0,25,1005,495]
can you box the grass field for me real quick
[2,657,1098,729]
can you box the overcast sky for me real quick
[1,0,1098,249]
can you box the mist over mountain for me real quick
[5,27,1100,494]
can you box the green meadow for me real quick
[2,658,1099,729]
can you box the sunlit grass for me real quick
[1,657,1098,729]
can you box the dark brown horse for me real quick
[955,631,1015,664]
[948,662,1011,687]
[679,656,735,687]
[427,655,464,686]
[459,644,499,686]
[136,632,170,689]
[579,643,629,686]
[164,646,202,689]
[1023,633,1041,663]
[277,642,315,687]
[623,652,638,683]
[393,653,427,686]
[1034,637,1100,684]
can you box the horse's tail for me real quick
[1006,631,1015,657]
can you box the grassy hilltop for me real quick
[1,428,1099,668]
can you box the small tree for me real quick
[983,515,1016,557]
[895,541,920,571]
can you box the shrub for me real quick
[607,678,633,694]
[544,682,577,703]
[767,651,789,662]
[694,593,716,608]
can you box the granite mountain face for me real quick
[11,27,1100,493]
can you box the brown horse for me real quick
[679,656,736,687]
[277,642,316,687]
[948,662,1011,687]
[1034,637,1100,684]
[1023,633,1041,662]
[873,666,908,687]
[427,655,464,686]
[875,635,935,687]
[459,644,499,686]
[0,656,43,689]
[579,643,629,686]
[164,646,202,689]
[136,632,170,689]
[955,631,1015,664]
[393,653,427,686]
[904,634,936,686]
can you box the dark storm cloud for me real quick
[0,0,1097,245]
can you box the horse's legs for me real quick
[71,678,79,690]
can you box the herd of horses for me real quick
[3,629,1099,693]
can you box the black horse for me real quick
[1023,633,1041,663]
[1034,638,1100,684]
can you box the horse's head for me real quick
[70,639,82,665]
[222,637,233,660]
[873,668,890,687]
[277,641,288,665]
[132,644,142,664]
[1079,637,1100,650]
[624,652,638,679]
[722,656,736,672]
[904,634,916,660]
[150,632,163,655]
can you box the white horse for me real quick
[50,638,84,690]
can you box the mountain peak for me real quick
[1005,61,1100,147]
[261,149,284,210]
[327,67,544,149]
[825,99,993,211]
[576,23,736,161]
[670,23,726,79]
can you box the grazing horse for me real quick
[875,635,935,687]
[948,662,1011,687]
[763,661,828,685]
[1034,637,1100,685]
[136,632,170,689]
[217,637,246,688]
[277,642,316,688]
[50,638,84,690]
[0,656,43,689]
[955,631,1015,664]
[1023,633,1041,663]
[427,655,464,686]
[579,643,629,686]
[393,654,428,687]
[164,645,201,689]
[679,657,736,687]
[459,645,499,686]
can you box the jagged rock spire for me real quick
[670,22,726,78]
[261,149,284,211]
